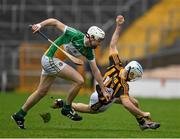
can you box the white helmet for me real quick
[87,26,105,40]
[125,61,143,81]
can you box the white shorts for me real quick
[89,91,117,112]
[41,55,67,75]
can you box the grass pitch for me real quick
[0,92,180,138]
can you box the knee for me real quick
[90,109,99,114]
[75,76,84,86]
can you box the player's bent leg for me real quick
[22,75,55,112]
[11,75,55,129]
[57,64,84,104]
[51,99,96,113]
[57,64,84,121]
[72,103,95,113]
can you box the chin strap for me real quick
[126,66,131,81]
[85,33,97,49]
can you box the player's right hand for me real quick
[116,15,124,25]
[31,24,41,33]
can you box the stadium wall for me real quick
[129,79,180,98]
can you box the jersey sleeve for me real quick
[53,26,82,47]
[112,81,129,98]
[86,49,95,61]
[108,53,122,66]
[119,80,129,98]
[52,35,68,47]
[64,26,81,38]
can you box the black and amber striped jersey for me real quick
[97,53,129,102]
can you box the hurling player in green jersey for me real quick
[12,18,111,129]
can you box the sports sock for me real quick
[63,103,71,111]
[136,116,145,125]
[16,108,27,118]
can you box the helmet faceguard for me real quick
[125,61,143,82]
[87,26,105,40]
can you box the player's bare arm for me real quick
[109,15,124,55]
[120,96,151,118]
[31,18,65,33]
[89,60,111,101]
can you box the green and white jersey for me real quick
[45,26,95,61]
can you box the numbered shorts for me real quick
[41,55,67,75]
[89,91,116,112]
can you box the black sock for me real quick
[136,116,145,125]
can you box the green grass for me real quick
[0,92,180,138]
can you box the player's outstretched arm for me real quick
[121,97,151,119]
[89,60,111,102]
[31,18,66,33]
[109,15,124,55]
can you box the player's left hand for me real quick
[102,90,112,102]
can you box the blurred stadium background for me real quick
[0,0,180,98]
